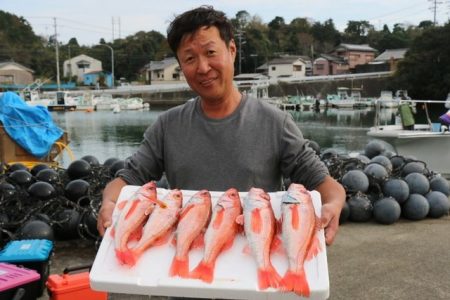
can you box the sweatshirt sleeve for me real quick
[116,116,165,185]
[280,113,329,190]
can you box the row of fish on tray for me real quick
[109,181,323,297]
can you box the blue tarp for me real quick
[0,92,64,158]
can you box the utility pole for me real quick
[236,30,246,74]
[112,17,115,42]
[429,0,443,25]
[53,17,61,91]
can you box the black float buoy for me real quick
[363,163,388,183]
[67,159,92,180]
[341,170,369,193]
[27,181,56,200]
[402,161,427,177]
[103,157,120,168]
[18,220,54,241]
[402,194,430,220]
[429,176,450,196]
[347,193,373,222]
[36,168,60,184]
[0,182,16,198]
[110,160,126,177]
[373,197,401,225]
[30,164,50,176]
[64,179,90,202]
[382,178,410,204]
[364,140,385,159]
[339,201,350,224]
[8,170,33,186]
[404,173,430,195]
[81,155,100,167]
[425,191,450,218]
[7,163,28,173]
[390,155,405,171]
[53,209,81,240]
[370,155,393,174]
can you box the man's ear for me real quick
[229,39,237,60]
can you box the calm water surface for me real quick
[51,106,397,168]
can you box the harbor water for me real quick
[51,106,398,167]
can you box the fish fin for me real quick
[212,208,224,229]
[179,203,194,220]
[306,233,322,261]
[191,232,205,249]
[124,200,140,220]
[153,229,173,246]
[144,204,155,216]
[169,256,189,278]
[122,249,139,267]
[171,235,177,247]
[291,205,299,230]
[270,235,284,255]
[257,264,282,290]
[110,226,115,238]
[235,214,244,225]
[251,208,262,234]
[190,260,214,283]
[280,269,310,297]
[129,225,143,242]
[117,200,128,210]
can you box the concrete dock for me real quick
[37,215,450,300]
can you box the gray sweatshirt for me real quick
[118,95,328,192]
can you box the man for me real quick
[97,6,345,246]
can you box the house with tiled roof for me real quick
[373,48,408,71]
[141,57,185,83]
[266,56,311,79]
[331,43,377,70]
[313,54,349,76]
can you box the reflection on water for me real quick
[51,107,397,168]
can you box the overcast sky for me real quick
[2,0,449,45]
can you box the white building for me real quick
[63,54,102,82]
[142,57,185,83]
[267,56,310,79]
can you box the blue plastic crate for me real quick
[0,239,53,297]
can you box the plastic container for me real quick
[46,265,107,300]
[0,262,41,300]
[0,239,53,296]
[90,186,329,300]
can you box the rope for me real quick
[54,142,75,161]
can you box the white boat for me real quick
[376,90,399,108]
[367,99,450,178]
[93,93,118,110]
[118,97,144,110]
[327,87,371,109]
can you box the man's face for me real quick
[177,26,236,103]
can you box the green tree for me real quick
[395,23,450,99]
[343,20,374,44]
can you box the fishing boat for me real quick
[367,99,450,178]
[327,87,372,109]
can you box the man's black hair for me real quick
[167,6,234,57]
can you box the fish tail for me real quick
[169,256,189,278]
[190,260,214,283]
[257,264,282,290]
[122,249,140,266]
[280,269,310,297]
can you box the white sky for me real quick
[1,0,449,45]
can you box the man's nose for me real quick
[197,56,211,73]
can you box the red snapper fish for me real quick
[280,183,322,297]
[110,181,165,265]
[190,188,242,283]
[169,190,212,278]
[121,189,183,266]
[239,187,281,290]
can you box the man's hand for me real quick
[97,200,116,236]
[97,177,127,236]
[321,202,341,245]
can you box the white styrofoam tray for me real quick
[90,186,329,300]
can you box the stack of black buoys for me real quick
[0,156,127,245]
[321,139,450,225]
